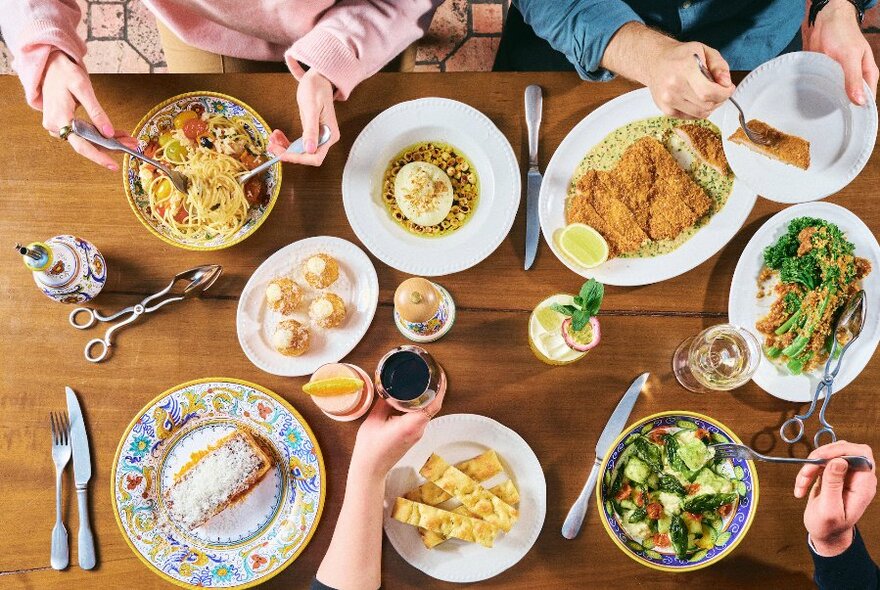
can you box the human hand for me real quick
[41,51,135,170]
[268,69,340,166]
[644,39,735,119]
[794,440,877,556]
[350,389,446,478]
[805,0,878,105]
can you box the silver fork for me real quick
[50,411,71,570]
[692,54,770,146]
[711,443,874,471]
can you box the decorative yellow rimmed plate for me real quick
[123,92,281,250]
[596,411,758,572]
[111,378,324,589]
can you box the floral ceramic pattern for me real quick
[394,283,455,342]
[597,412,758,572]
[123,92,281,251]
[112,379,324,589]
[35,235,106,303]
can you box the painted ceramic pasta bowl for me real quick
[111,378,324,589]
[596,411,758,572]
[123,92,281,251]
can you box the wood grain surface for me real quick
[0,73,878,590]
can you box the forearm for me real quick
[599,22,677,86]
[315,459,385,590]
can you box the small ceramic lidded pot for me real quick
[393,277,455,343]
[16,235,106,304]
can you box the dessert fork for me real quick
[692,54,770,146]
[711,443,873,471]
[50,411,72,570]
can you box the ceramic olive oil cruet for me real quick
[15,235,107,303]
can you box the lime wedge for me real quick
[302,377,364,397]
[558,223,609,268]
[535,305,563,333]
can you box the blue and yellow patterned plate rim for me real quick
[596,410,759,573]
[122,91,282,251]
[110,377,325,589]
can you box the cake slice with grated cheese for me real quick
[164,430,273,530]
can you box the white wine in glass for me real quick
[672,324,761,392]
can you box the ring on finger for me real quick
[58,125,73,141]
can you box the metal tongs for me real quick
[69,264,222,362]
[780,290,867,447]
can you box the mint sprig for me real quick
[551,279,604,331]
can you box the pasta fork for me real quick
[711,443,873,471]
[50,411,72,570]
[692,55,770,146]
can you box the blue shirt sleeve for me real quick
[810,528,879,590]
[513,0,644,81]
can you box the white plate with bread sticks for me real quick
[722,51,877,203]
[236,236,379,377]
[384,413,546,583]
[111,378,325,589]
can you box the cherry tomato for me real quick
[173,110,198,129]
[163,140,185,163]
[652,533,670,548]
[695,428,710,441]
[685,511,703,521]
[173,205,189,223]
[154,203,167,217]
[158,132,175,147]
[717,503,734,517]
[633,490,646,507]
[686,483,701,495]
[143,140,160,159]
[646,503,664,520]
[614,483,632,502]
[244,178,264,205]
[155,178,173,200]
[182,118,208,141]
[648,428,668,444]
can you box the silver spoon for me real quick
[692,54,770,146]
[239,124,332,185]
[70,118,190,193]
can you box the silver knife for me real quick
[524,84,543,270]
[561,372,649,539]
[66,387,96,570]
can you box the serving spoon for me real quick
[238,124,333,185]
[70,118,190,193]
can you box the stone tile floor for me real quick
[1,1,878,75]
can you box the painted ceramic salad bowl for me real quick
[123,92,281,251]
[596,411,758,572]
[111,378,324,589]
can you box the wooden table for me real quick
[1,72,878,590]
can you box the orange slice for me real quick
[302,377,364,397]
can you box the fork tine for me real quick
[61,412,70,445]
[50,412,57,444]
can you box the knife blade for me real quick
[524,85,543,270]
[66,387,96,570]
[561,372,649,539]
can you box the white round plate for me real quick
[236,236,379,377]
[729,202,880,402]
[540,87,757,286]
[384,414,546,583]
[342,98,520,276]
[722,52,877,203]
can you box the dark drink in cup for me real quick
[375,345,445,412]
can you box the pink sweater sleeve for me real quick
[285,0,441,100]
[0,0,86,109]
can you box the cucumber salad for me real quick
[607,424,745,559]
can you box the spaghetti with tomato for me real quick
[136,106,268,243]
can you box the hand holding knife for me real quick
[524,85,543,270]
[66,387,96,569]
[562,372,649,539]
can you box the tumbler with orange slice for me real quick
[302,363,374,421]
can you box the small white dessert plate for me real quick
[722,51,877,203]
[236,236,379,377]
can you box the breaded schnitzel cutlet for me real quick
[566,136,712,256]
[728,119,810,170]
[674,124,730,175]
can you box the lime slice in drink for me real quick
[528,294,588,366]
[557,223,609,268]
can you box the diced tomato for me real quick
[614,483,632,502]
[686,512,702,522]
[143,140,160,159]
[182,118,208,141]
[695,428,710,441]
[717,503,734,517]
[652,533,670,548]
[244,178,264,205]
[646,503,664,520]
[173,205,188,223]
[634,491,646,507]
[649,428,669,444]
[240,151,264,171]
[686,483,701,495]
